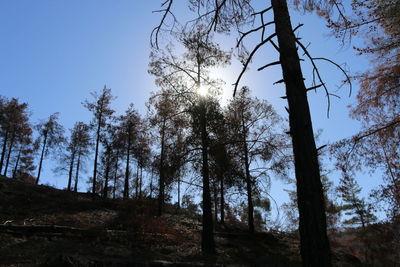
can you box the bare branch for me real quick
[233,33,277,96]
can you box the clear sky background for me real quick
[0,1,379,220]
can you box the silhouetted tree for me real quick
[152,1,342,263]
[150,28,231,254]
[119,104,141,199]
[0,97,31,176]
[83,85,115,196]
[34,113,65,185]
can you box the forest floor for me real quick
[0,176,363,266]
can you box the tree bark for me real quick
[67,151,75,191]
[219,171,225,225]
[242,121,254,234]
[74,152,81,192]
[92,115,102,196]
[271,0,331,265]
[3,134,15,177]
[36,133,47,185]
[12,148,21,179]
[0,130,9,174]
[200,99,215,254]
[103,156,110,198]
[158,119,166,216]
[123,124,131,199]
[113,151,119,199]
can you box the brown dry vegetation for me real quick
[0,176,363,266]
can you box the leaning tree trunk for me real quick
[200,99,215,254]
[3,134,15,177]
[0,130,9,173]
[271,0,331,265]
[12,148,21,179]
[36,134,47,185]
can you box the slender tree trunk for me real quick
[242,129,254,233]
[150,169,154,199]
[103,156,110,198]
[135,161,139,198]
[4,134,15,177]
[0,130,9,174]
[139,165,143,199]
[92,117,102,196]
[158,120,166,216]
[123,125,131,199]
[113,151,119,200]
[67,151,75,191]
[12,148,21,179]
[271,0,331,265]
[36,134,47,185]
[177,171,181,209]
[200,99,215,254]
[213,178,218,223]
[74,152,81,192]
[220,171,225,225]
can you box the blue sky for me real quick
[0,1,379,219]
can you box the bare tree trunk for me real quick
[67,151,75,191]
[3,134,15,177]
[158,119,166,216]
[113,151,119,199]
[241,114,254,234]
[74,152,81,192]
[103,156,110,198]
[139,166,143,199]
[92,116,102,196]
[36,134,47,185]
[177,171,181,209]
[135,162,139,198]
[271,0,331,265]
[200,99,215,254]
[12,148,21,179]
[213,178,218,223]
[219,171,225,225]
[0,130,9,174]
[124,125,131,199]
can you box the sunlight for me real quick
[197,85,208,96]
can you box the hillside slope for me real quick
[0,176,360,266]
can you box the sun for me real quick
[197,85,208,96]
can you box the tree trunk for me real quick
[219,171,225,225]
[74,152,81,192]
[3,134,15,177]
[0,130,9,173]
[113,151,119,199]
[12,148,21,179]
[241,114,254,234]
[103,156,110,198]
[213,178,218,223]
[200,99,215,254]
[158,119,166,216]
[271,0,331,265]
[67,151,75,191]
[123,125,132,199]
[36,134,47,185]
[92,116,102,196]
[139,166,143,199]
[135,162,139,198]
[177,171,181,209]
